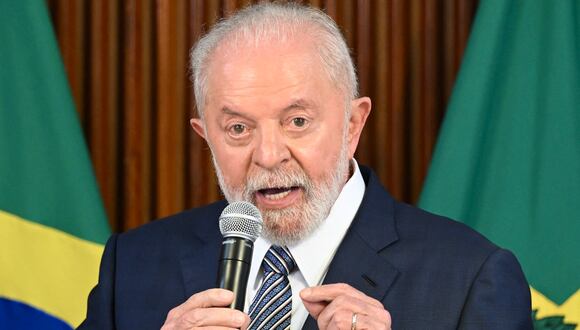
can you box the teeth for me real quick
[264,189,291,200]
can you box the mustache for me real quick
[243,167,312,195]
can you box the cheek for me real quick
[289,131,344,178]
[207,135,252,186]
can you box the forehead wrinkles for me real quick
[205,35,333,100]
[211,55,310,86]
[207,70,308,100]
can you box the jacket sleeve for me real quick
[77,234,119,330]
[458,248,533,330]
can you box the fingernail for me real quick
[301,288,312,297]
[234,313,244,324]
[221,290,233,299]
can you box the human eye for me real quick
[288,116,309,130]
[227,123,249,137]
[292,117,307,127]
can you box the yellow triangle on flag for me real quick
[531,287,580,325]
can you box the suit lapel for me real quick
[179,203,225,298]
[303,168,400,329]
[321,233,399,301]
[180,240,221,297]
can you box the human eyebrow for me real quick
[221,106,242,116]
[221,106,253,121]
[282,99,314,112]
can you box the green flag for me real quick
[0,0,110,328]
[420,0,579,328]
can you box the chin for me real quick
[259,203,325,246]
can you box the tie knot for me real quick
[262,246,295,275]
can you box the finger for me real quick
[300,284,368,320]
[352,313,392,330]
[301,283,365,302]
[321,311,391,330]
[164,325,239,330]
[300,296,328,319]
[177,307,248,329]
[317,295,390,330]
[240,311,251,330]
[186,289,235,308]
[301,284,383,309]
[320,307,351,330]
[316,295,367,330]
[168,289,234,320]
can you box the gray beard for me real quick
[211,142,350,246]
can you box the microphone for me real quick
[217,201,263,311]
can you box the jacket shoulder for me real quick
[393,201,500,261]
[394,202,499,254]
[116,200,227,251]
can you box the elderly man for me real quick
[80,3,532,330]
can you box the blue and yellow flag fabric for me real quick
[0,1,110,328]
[420,0,579,328]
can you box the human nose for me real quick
[252,125,290,170]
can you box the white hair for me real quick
[190,1,358,117]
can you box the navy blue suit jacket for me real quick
[79,167,532,329]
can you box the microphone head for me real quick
[219,201,263,242]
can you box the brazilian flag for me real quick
[0,1,110,328]
[420,0,579,328]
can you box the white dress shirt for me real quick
[244,159,366,330]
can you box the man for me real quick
[80,2,532,329]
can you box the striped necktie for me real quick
[248,245,296,330]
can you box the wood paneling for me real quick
[89,0,120,229]
[156,0,188,218]
[47,0,479,232]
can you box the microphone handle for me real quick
[217,237,254,311]
[217,259,250,310]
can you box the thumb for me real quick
[240,313,251,330]
[300,289,327,319]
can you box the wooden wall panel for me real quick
[48,0,479,232]
[186,0,221,211]
[49,0,87,121]
[121,0,154,229]
[156,0,188,217]
[88,0,120,228]
[353,0,371,166]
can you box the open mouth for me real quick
[258,186,300,200]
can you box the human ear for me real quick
[347,97,372,158]
[190,118,207,140]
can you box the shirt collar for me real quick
[252,159,366,286]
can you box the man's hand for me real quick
[161,288,250,330]
[300,283,391,330]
